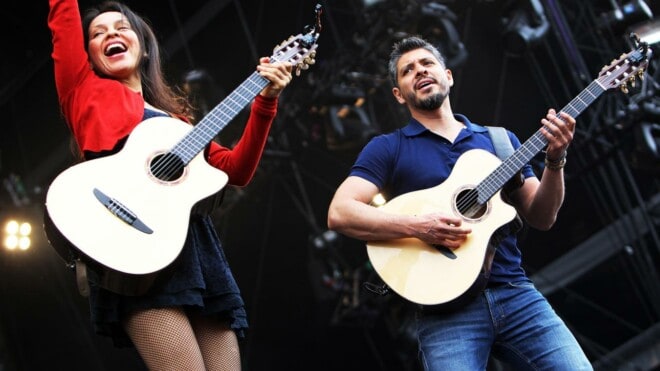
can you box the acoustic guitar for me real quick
[44,6,323,294]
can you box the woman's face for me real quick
[87,11,142,85]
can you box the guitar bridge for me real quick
[433,245,457,260]
[93,188,153,234]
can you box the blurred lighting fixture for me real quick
[310,229,340,251]
[2,174,31,207]
[629,18,660,45]
[323,83,379,151]
[307,229,348,302]
[598,0,653,33]
[417,1,468,69]
[182,69,225,119]
[632,122,660,173]
[631,95,660,172]
[3,219,32,251]
[326,104,378,151]
[362,0,386,7]
[501,0,549,56]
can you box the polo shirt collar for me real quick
[401,113,488,137]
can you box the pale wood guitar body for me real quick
[45,117,228,275]
[366,149,517,305]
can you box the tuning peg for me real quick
[620,84,629,94]
[638,69,645,80]
[629,75,636,88]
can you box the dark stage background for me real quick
[1,0,659,370]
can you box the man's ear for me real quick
[392,87,405,104]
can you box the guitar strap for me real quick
[75,259,90,297]
[485,125,524,234]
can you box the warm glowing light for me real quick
[19,222,32,236]
[4,235,18,250]
[5,220,19,235]
[3,219,33,251]
[371,193,387,207]
[18,237,31,250]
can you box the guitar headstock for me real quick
[271,4,322,76]
[597,33,653,94]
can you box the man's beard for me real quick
[407,91,448,111]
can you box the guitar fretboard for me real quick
[172,72,270,164]
[475,79,606,204]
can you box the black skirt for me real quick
[87,214,248,347]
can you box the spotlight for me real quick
[598,0,653,33]
[310,229,340,251]
[628,18,660,45]
[501,0,549,56]
[3,219,32,251]
[362,0,385,7]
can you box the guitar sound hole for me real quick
[150,153,184,182]
[455,188,487,220]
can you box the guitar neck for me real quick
[171,72,269,164]
[475,79,606,203]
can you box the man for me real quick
[327,36,592,370]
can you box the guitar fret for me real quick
[157,26,323,164]
[172,72,270,163]
[475,80,606,203]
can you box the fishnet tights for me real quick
[123,307,241,371]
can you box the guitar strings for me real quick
[149,73,268,181]
[150,44,310,180]
[453,82,601,217]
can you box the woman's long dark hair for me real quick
[82,1,193,122]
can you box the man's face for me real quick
[392,48,453,110]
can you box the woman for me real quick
[48,0,293,369]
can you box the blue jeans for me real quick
[416,281,593,370]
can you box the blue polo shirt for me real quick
[350,114,535,283]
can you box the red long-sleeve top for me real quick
[48,0,278,186]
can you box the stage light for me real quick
[598,0,653,33]
[362,0,385,7]
[3,219,32,251]
[629,18,660,45]
[501,0,549,56]
[325,103,379,151]
[321,82,377,152]
[310,229,340,251]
